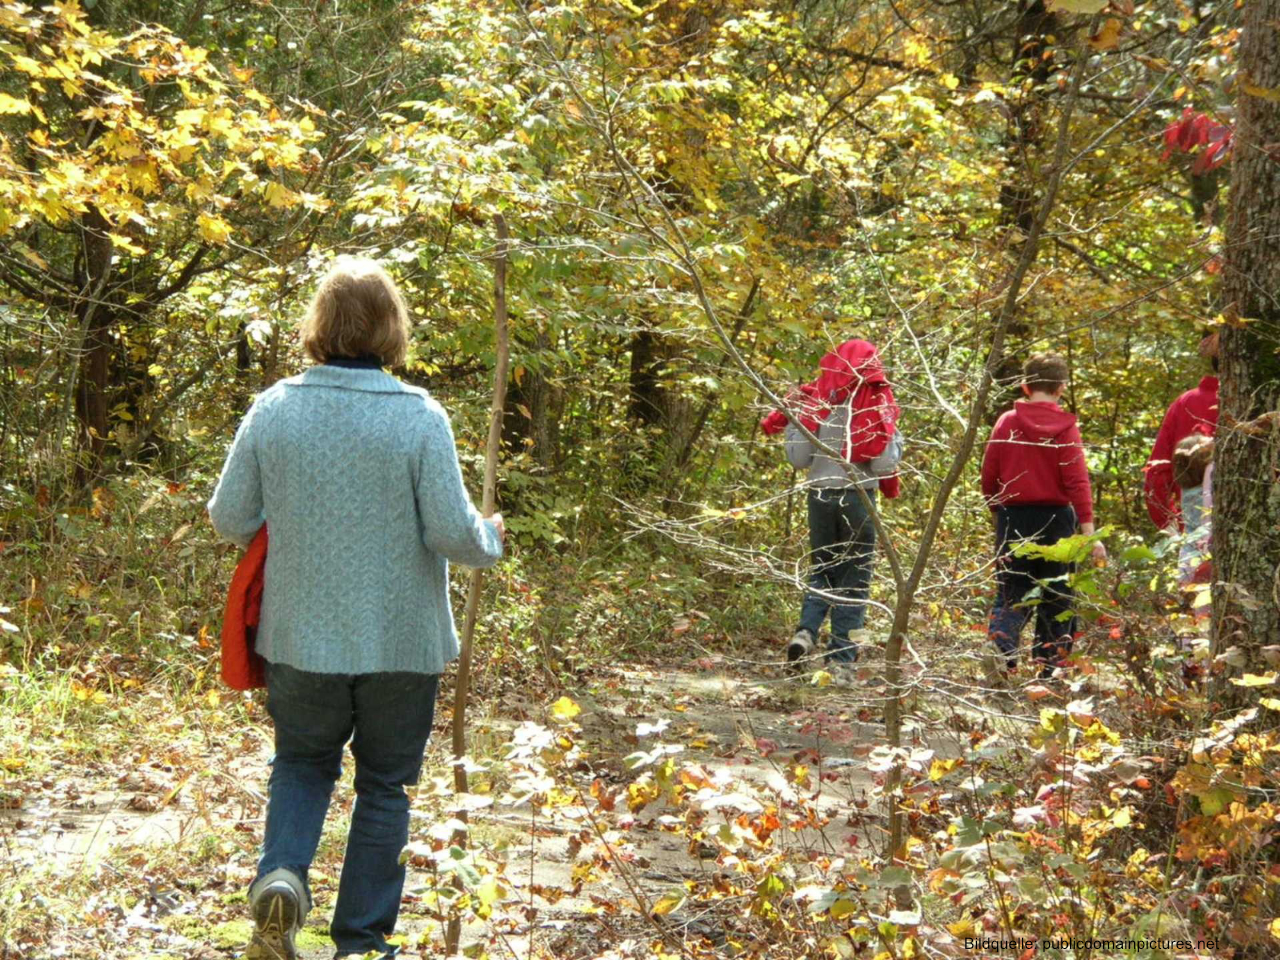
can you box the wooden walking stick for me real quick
[445,214,509,954]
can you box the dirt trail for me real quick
[397,661,967,960]
[3,658,974,958]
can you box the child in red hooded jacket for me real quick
[980,354,1106,682]
[761,339,902,678]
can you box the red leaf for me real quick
[1162,109,1234,172]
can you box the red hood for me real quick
[814,339,887,403]
[1010,399,1078,440]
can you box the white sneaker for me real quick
[787,629,816,665]
[981,651,1014,692]
[826,661,859,687]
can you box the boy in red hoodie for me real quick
[981,354,1106,680]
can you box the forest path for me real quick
[1,649,992,959]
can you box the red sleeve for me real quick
[980,418,1008,507]
[760,409,789,435]
[1058,423,1093,525]
[1144,397,1183,529]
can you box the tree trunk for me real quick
[503,333,562,470]
[1212,0,1280,696]
[990,1,1060,395]
[72,207,116,484]
[626,329,694,490]
[628,329,669,426]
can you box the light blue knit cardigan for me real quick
[207,365,503,676]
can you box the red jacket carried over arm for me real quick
[1144,376,1219,530]
[221,525,268,690]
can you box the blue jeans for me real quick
[988,505,1077,667]
[798,487,877,662]
[256,661,440,957]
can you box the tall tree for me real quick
[0,2,321,482]
[1212,0,1280,686]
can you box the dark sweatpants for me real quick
[988,504,1077,668]
[797,487,877,663]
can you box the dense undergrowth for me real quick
[3,465,1279,959]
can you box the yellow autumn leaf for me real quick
[206,689,220,708]
[71,680,107,704]
[197,212,233,244]
[550,696,581,721]
[626,779,660,812]
[1089,18,1123,52]
[948,918,976,937]
[1242,78,1280,103]
[651,893,684,916]
[929,758,961,781]
[1259,698,1280,711]
[1230,672,1278,687]
[108,233,146,256]
[1270,917,1280,940]
[829,898,857,919]
[186,177,216,202]
[0,93,32,115]
[263,180,297,208]
[811,669,833,688]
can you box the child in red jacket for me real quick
[981,354,1106,681]
[1143,332,1219,532]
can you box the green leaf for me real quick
[1122,545,1157,564]
[756,872,786,899]
[1199,787,1234,816]
[1048,0,1108,12]
[830,899,858,920]
[878,866,913,886]
[1011,532,1094,563]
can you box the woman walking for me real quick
[208,258,504,960]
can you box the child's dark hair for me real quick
[1173,433,1214,489]
[1023,354,1069,392]
[1199,331,1220,372]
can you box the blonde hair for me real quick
[300,257,410,367]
